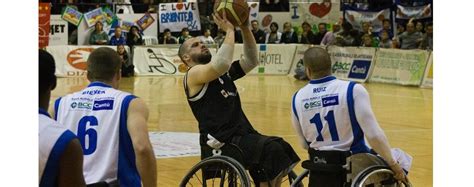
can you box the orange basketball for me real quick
[214,0,249,26]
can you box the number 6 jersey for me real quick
[291,76,372,154]
[54,82,140,186]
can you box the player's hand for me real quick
[389,162,407,183]
[213,12,234,32]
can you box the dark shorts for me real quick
[202,133,300,183]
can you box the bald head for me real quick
[303,47,332,79]
[87,47,122,82]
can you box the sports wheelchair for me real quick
[180,142,302,187]
[290,150,412,187]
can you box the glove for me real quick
[206,134,225,149]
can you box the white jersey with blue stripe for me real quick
[54,82,140,186]
[39,109,77,187]
[291,76,369,153]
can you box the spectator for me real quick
[126,25,143,48]
[109,27,126,46]
[178,27,192,44]
[380,19,393,39]
[250,20,265,43]
[280,22,298,44]
[320,22,339,46]
[332,21,342,34]
[378,30,393,48]
[214,29,226,47]
[89,22,108,45]
[415,21,424,33]
[359,21,379,47]
[161,28,178,44]
[300,21,315,44]
[117,44,134,77]
[396,24,405,35]
[397,22,423,49]
[419,23,433,50]
[361,34,374,47]
[265,22,282,44]
[314,22,328,45]
[198,28,215,44]
[334,22,359,46]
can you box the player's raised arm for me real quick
[238,18,259,74]
[181,12,235,86]
[127,98,157,187]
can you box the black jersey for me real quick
[184,61,258,144]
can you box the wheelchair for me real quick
[290,150,413,187]
[180,142,302,187]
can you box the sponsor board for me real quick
[327,46,376,82]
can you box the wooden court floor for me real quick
[50,75,432,187]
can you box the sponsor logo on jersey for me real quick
[71,102,92,110]
[82,90,106,95]
[93,100,114,111]
[304,100,322,110]
[348,60,371,79]
[322,96,339,107]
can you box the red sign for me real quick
[39,3,51,48]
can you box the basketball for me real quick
[214,0,249,26]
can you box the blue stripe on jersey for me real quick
[309,76,336,84]
[40,130,76,187]
[54,97,61,120]
[118,95,141,187]
[88,82,113,88]
[347,82,370,154]
[39,108,51,118]
[292,91,300,122]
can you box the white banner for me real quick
[327,46,376,82]
[420,52,433,88]
[49,15,68,45]
[158,2,201,32]
[396,4,432,20]
[369,48,429,86]
[289,1,341,28]
[133,45,218,76]
[232,44,296,75]
[344,8,391,33]
[46,45,129,77]
[248,2,260,25]
[77,14,158,45]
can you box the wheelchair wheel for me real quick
[351,166,412,187]
[180,155,251,187]
[290,169,309,187]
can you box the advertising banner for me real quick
[158,2,201,32]
[46,45,129,77]
[232,44,297,75]
[49,15,68,46]
[39,3,51,48]
[369,48,429,86]
[420,52,433,88]
[327,46,376,82]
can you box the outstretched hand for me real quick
[212,12,234,32]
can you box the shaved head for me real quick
[303,47,332,79]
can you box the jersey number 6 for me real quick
[77,116,99,155]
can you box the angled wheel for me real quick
[351,166,412,187]
[290,169,309,187]
[180,155,251,187]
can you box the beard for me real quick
[191,51,212,64]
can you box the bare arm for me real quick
[58,139,86,187]
[238,23,259,73]
[290,94,309,150]
[353,84,407,182]
[127,98,157,187]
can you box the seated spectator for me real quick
[251,20,266,43]
[109,27,126,46]
[300,21,315,44]
[265,22,282,44]
[397,22,423,49]
[361,34,375,47]
[280,22,298,44]
[214,29,226,47]
[178,27,192,44]
[419,23,433,50]
[396,24,405,35]
[117,44,134,77]
[320,22,341,46]
[379,19,393,39]
[378,30,393,48]
[415,21,424,33]
[334,22,360,46]
[161,28,178,44]
[314,22,328,45]
[126,26,143,48]
[358,21,380,47]
[198,28,215,44]
[89,22,108,45]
